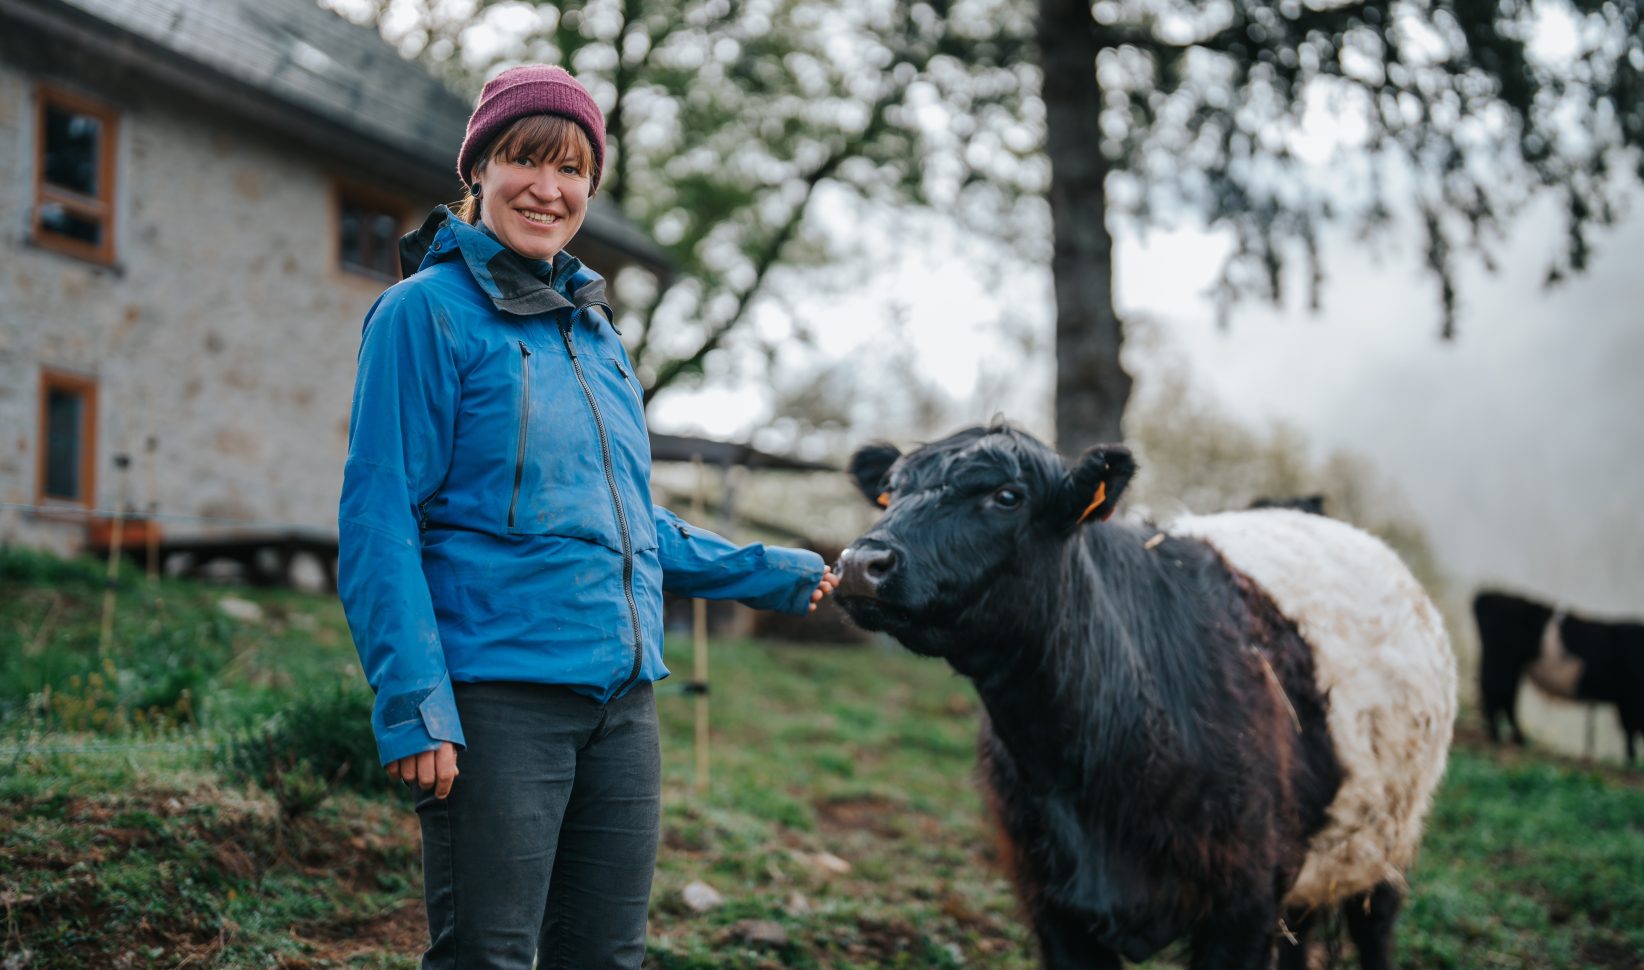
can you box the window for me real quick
[338,191,405,280]
[37,370,98,507]
[33,86,119,265]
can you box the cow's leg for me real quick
[1275,905,1316,970]
[1187,908,1276,970]
[1343,881,1403,970]
[1479,656,1527,746]
[1031,904,1121,970]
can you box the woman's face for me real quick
[475,148,590,261]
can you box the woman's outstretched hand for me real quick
[387,740,460,799]
[808,566,838,613]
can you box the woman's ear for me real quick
[1061,445,1137,529]
[847,443,901,508]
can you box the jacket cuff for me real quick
[371,672,467,765]
[764,546,827,616]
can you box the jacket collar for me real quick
[398,206,613,323]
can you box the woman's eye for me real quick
[514,156,535,167]
[992,487,1023,509]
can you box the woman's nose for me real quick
[530,169,563,199]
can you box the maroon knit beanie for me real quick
[457,65,607,193]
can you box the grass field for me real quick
[2,547,1642,968]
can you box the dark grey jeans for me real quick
[416,681,661,970]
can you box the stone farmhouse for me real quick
[0,0,675,580]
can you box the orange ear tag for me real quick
[876,492,890,508]
[1075,481,1108,526]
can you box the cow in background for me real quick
[1250,494,1327,516]
[1474,590,1644,763]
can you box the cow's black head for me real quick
[834,424,1135,656]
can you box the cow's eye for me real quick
[992,487,1023,509]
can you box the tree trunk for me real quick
[1038,0,1131,454]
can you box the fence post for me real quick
[98,454,131,655]
[692,455,710,795]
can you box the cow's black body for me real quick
[966,523,1343,966]
[833,427,1416,970]
[1474,589,1644,762]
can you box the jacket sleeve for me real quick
[337,284,466,766]
[654,506,824,615]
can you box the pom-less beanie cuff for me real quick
[457,65,606,193]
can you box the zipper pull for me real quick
[559,321,577,358]
[519,340,532,359]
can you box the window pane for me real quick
[339,208,364,268]
[370,213,400,277]
[38,201,103,245]
[44,104,102,196]
[340,201,400,278]
[45,388,84,500]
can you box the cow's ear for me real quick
[848,443,901,508]
[1061,445,1136,528]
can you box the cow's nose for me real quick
[836,541,898,599]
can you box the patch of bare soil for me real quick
[1,785,424,968]
[841,916,926,962]
[289,897,427,965]
[1576,936,1644,970]
[812,794,910,839]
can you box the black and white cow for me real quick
[1475,589,1644,762]
[833,426,1455,970]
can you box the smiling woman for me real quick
[336,63,836,970]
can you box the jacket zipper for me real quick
[559,320,645,695]
[615,362,645,410]
[507,341,531,528]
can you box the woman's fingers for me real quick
[417,750,437,790]
[808,567,839,612]
[434,742,460,799]
[384,744,459,797]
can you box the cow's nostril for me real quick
[863,548,897,580]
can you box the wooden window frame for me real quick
[334,183,410,283]
[36,369,99,510]
[32,84,120,266]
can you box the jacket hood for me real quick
[398,206,611,322]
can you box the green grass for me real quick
[2,546,1642,967]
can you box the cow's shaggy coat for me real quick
[834,426,1455,970]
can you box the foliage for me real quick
[0,547,359,732]
[1042,0,1644,450]
[0,545,108,589]
[221,682,380,817]
[1068,0,1644,334]
[324,0,1042,405]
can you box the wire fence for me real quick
[0,501,327,532]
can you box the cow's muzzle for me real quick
[834,539,899,601]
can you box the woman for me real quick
[338,64,836,969]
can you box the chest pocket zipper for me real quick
[507,341,531,529]
[615,362,645,410]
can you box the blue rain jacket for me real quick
[339,208,824,766]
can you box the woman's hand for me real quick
[387,740,460,799]
[808,566,838,613]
